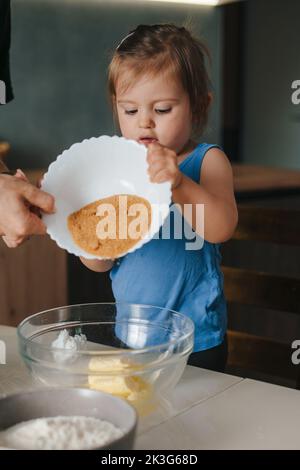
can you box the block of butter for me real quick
[88,357,151,401]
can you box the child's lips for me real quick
[139,137,158,145]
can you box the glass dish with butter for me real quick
[17,303,194,415]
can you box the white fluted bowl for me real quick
[41,135,172,259]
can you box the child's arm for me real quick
[80,257,115,272]
[147,143,238,244]
[172,148,238,243]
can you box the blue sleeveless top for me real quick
[110,143,227,352]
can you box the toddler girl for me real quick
[81,24,238,372]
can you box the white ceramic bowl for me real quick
[41,135,172,259]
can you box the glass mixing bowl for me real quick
[17,303,194,413]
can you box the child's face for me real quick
[115,70,193,155]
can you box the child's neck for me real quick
[177,140,197,165]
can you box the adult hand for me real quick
[0,170,55,248]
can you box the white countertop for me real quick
[1,325,300,450]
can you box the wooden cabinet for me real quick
[0,235,67,326]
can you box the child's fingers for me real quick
[147,141,164,152]
[147,153,163,165]
[147,142,162,160]
[151,169,170,184]
[148,160,165,175]
[147,143,172,165]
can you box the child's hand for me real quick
[146,142,183,189]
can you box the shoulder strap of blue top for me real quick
[179,143,222,183]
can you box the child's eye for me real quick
[125,109,137,115]
[155,108,172,114]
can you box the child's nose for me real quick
[138,113,154,128]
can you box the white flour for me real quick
[51,329,87,363]
[0,416,123,450]
[51,329,87,350]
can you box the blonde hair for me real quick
[108,24,212,137]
